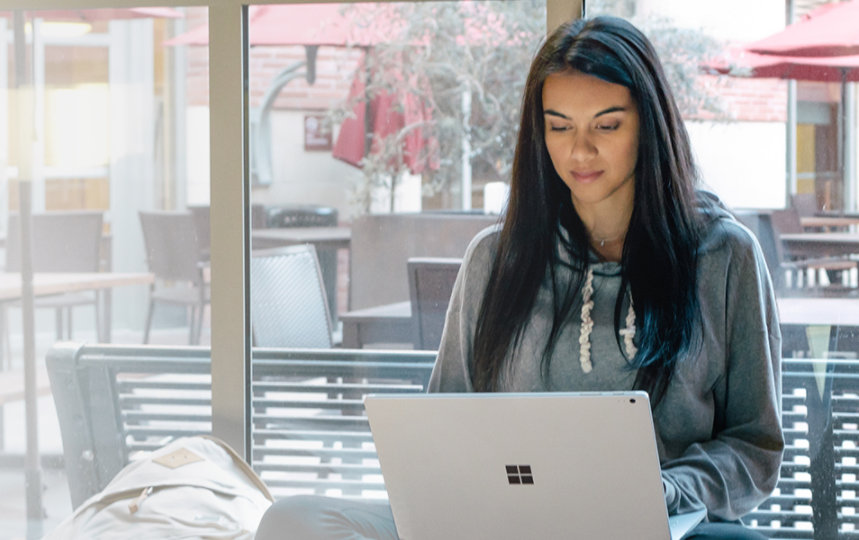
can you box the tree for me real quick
[332,1,545,213]
[586,1,726,118]
[334,1,724,214]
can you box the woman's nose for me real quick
[570,133,597,161]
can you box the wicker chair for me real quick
[738,209,856,294]
[139,210,209,345]
[407,257,462,350]
[2,211,104,364]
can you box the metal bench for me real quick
[745,358,859,539]
[46,344,858,538]
[46,343,435,508]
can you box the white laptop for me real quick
[364,391,706,540]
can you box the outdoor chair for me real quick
[260,204,339,321]
[791,193,818,217]
[250,245,343,469]
[769,208,856,293]
[187,204,211,262]
[735,210,779,270]
[407,257,462,350]
[250,245,335,347]
[251,203,268,229]
[2,211,104,366]
[139,210,210,345]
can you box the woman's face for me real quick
[542,69,640,219]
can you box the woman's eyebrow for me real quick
[594,106,627,118]
[544,109,570,120]
[543,106,628,120]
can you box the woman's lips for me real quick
[571,170,603,183]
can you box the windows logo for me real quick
[506,464,534,485]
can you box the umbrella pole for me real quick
[840,69,852,212]
[13,11,44,537]
[786,80,797,207]
[460,87,472,211]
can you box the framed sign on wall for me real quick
[304,114,332,151]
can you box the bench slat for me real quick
[46,344,856,539]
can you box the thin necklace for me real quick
[593,232,625,248]
[579,267,637,374]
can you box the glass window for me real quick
[1,6,208,535]
[583,4,859,536]
[239,1,545,499]
[586,0,859,407]
[0,1,552,532]
[8,0,857,535]
[587,0,791,209]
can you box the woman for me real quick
[256,15,783,540]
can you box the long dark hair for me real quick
[471,16,704,404]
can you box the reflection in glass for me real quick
[585,3,859,366]
[222,1,547,499]
[1,7,208,535]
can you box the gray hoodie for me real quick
[428,195,784,522]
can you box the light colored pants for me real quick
[255,496,398,540]
[254,495,769,540]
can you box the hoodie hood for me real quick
[696,190,741,255]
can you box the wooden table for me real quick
[338,296,859,351]
[0,272,153,301]
[800,216,859,231]
[0,271,154,343]
[251,227,351,250]
[780,233,859,259]
[816,211,859,219]
[340,300,413,349]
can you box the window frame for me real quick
[2,0,580,459]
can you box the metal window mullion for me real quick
[548,0,583,31]
[845,83,856,211]
[208,2,250,460]
[0,0,210,8]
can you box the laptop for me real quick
[364,391,706,540]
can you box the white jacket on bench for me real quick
[44,436,272,540]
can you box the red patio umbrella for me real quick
[167,4,435,185]
[332,63,438,175]
[704,0,859,212]
[705,47,859,82]
[746,0,859,57]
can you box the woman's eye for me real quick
[548,124,570,132]
[596,122,620,131]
